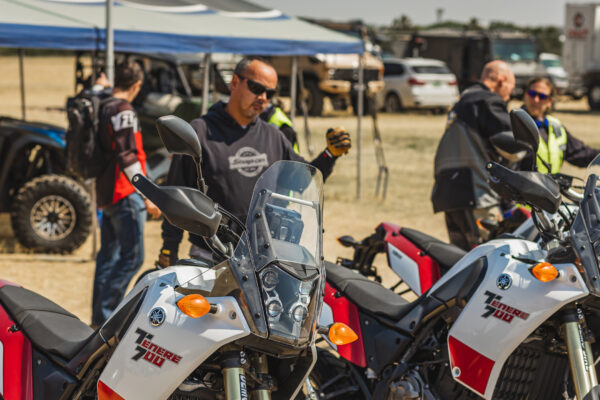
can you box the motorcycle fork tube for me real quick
[251,354,271,400]
[563,307,598,400]
[222,352,249,400]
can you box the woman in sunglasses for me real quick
[522,77,599,173]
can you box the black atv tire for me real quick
[295,349,362,400]
[10,174,92,253]
[298,79,324,116]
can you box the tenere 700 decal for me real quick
[132,328,182,367]
[482,291,530,323]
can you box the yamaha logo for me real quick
[149,307,166,326]
[496,273,512,290]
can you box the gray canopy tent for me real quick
[0,0,369,198]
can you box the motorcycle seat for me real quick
[401,227,466,272]
[325,261,414,320]
[0,285,94,360]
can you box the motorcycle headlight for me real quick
[259,264,320,346]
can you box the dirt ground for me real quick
[1,55,599,324]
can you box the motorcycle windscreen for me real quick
[571,154,600,296]
[245,161,325,346]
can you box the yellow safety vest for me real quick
[536,115,568,174]
[268,107,299,153]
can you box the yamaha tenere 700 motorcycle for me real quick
[313,110,600,400]
[0,116,355,400]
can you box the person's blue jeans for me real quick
[92,193,146,326]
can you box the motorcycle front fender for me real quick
[447,239,588,399]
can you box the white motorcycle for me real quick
[310,110,600,400]
[0,116,355,400]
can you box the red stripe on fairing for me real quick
[380,223,441,293]
[0,304,33,400]
[0,280,19,288]
[323,282,366,367]
[448,335,495,396]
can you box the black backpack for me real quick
[65,91,113,179]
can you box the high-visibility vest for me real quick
[536,115,568,174]
[268,107,299,153]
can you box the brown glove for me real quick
[156,248,175,268]
[326,127,351,157]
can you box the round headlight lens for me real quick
[291,304,308,322]
[262,269,279,291]
[266,298,283,318]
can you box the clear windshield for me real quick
[571,154,600,296]
[246,161,324,273]
[492,40,537,62]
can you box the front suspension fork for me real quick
[563,307,598,400]
[222,352,271,400]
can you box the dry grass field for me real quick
[1,55,599,323]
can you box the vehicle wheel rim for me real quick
[29,195,76,241]
[386,96,399,112]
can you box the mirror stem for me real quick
[194,157,207,193]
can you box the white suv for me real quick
[377,58,459,113]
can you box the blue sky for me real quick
[252,0,588,27]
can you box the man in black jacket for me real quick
[431,60,518,250]
[157,57,351,265]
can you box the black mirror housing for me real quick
[510,109,540,153]
[156,115,202,159]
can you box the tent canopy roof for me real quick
[0,0,364,55]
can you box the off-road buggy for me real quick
[0,117,92,252]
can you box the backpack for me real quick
[65,91,113,179]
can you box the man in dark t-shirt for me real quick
[157,57,351,266]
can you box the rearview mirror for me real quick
[156,115,202,159]
[510,109,539,153]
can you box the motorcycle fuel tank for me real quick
[444,239,588,399]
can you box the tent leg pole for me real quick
[19,49,26,120]
[201,53,211,116]
[290,56,298,125]
[105,0,114,85]
[356,53,364,201]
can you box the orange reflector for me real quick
[98,381,125,400]
[328,322,358,345]
[475,218,484,230]
[531,262,559,282]
[177,294,211,318]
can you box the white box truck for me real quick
[563,3,600,108]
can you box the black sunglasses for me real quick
[236,74,277,99]
[527,89,550,100]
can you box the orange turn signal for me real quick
[177,294,211,318]
[531,262,559,282]
[328,322,359,345]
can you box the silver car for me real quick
[377,58,459,113]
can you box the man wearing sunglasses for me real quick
[157,56,351,266]
[522,77,599,174]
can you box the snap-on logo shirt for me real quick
[228,146,269,177]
